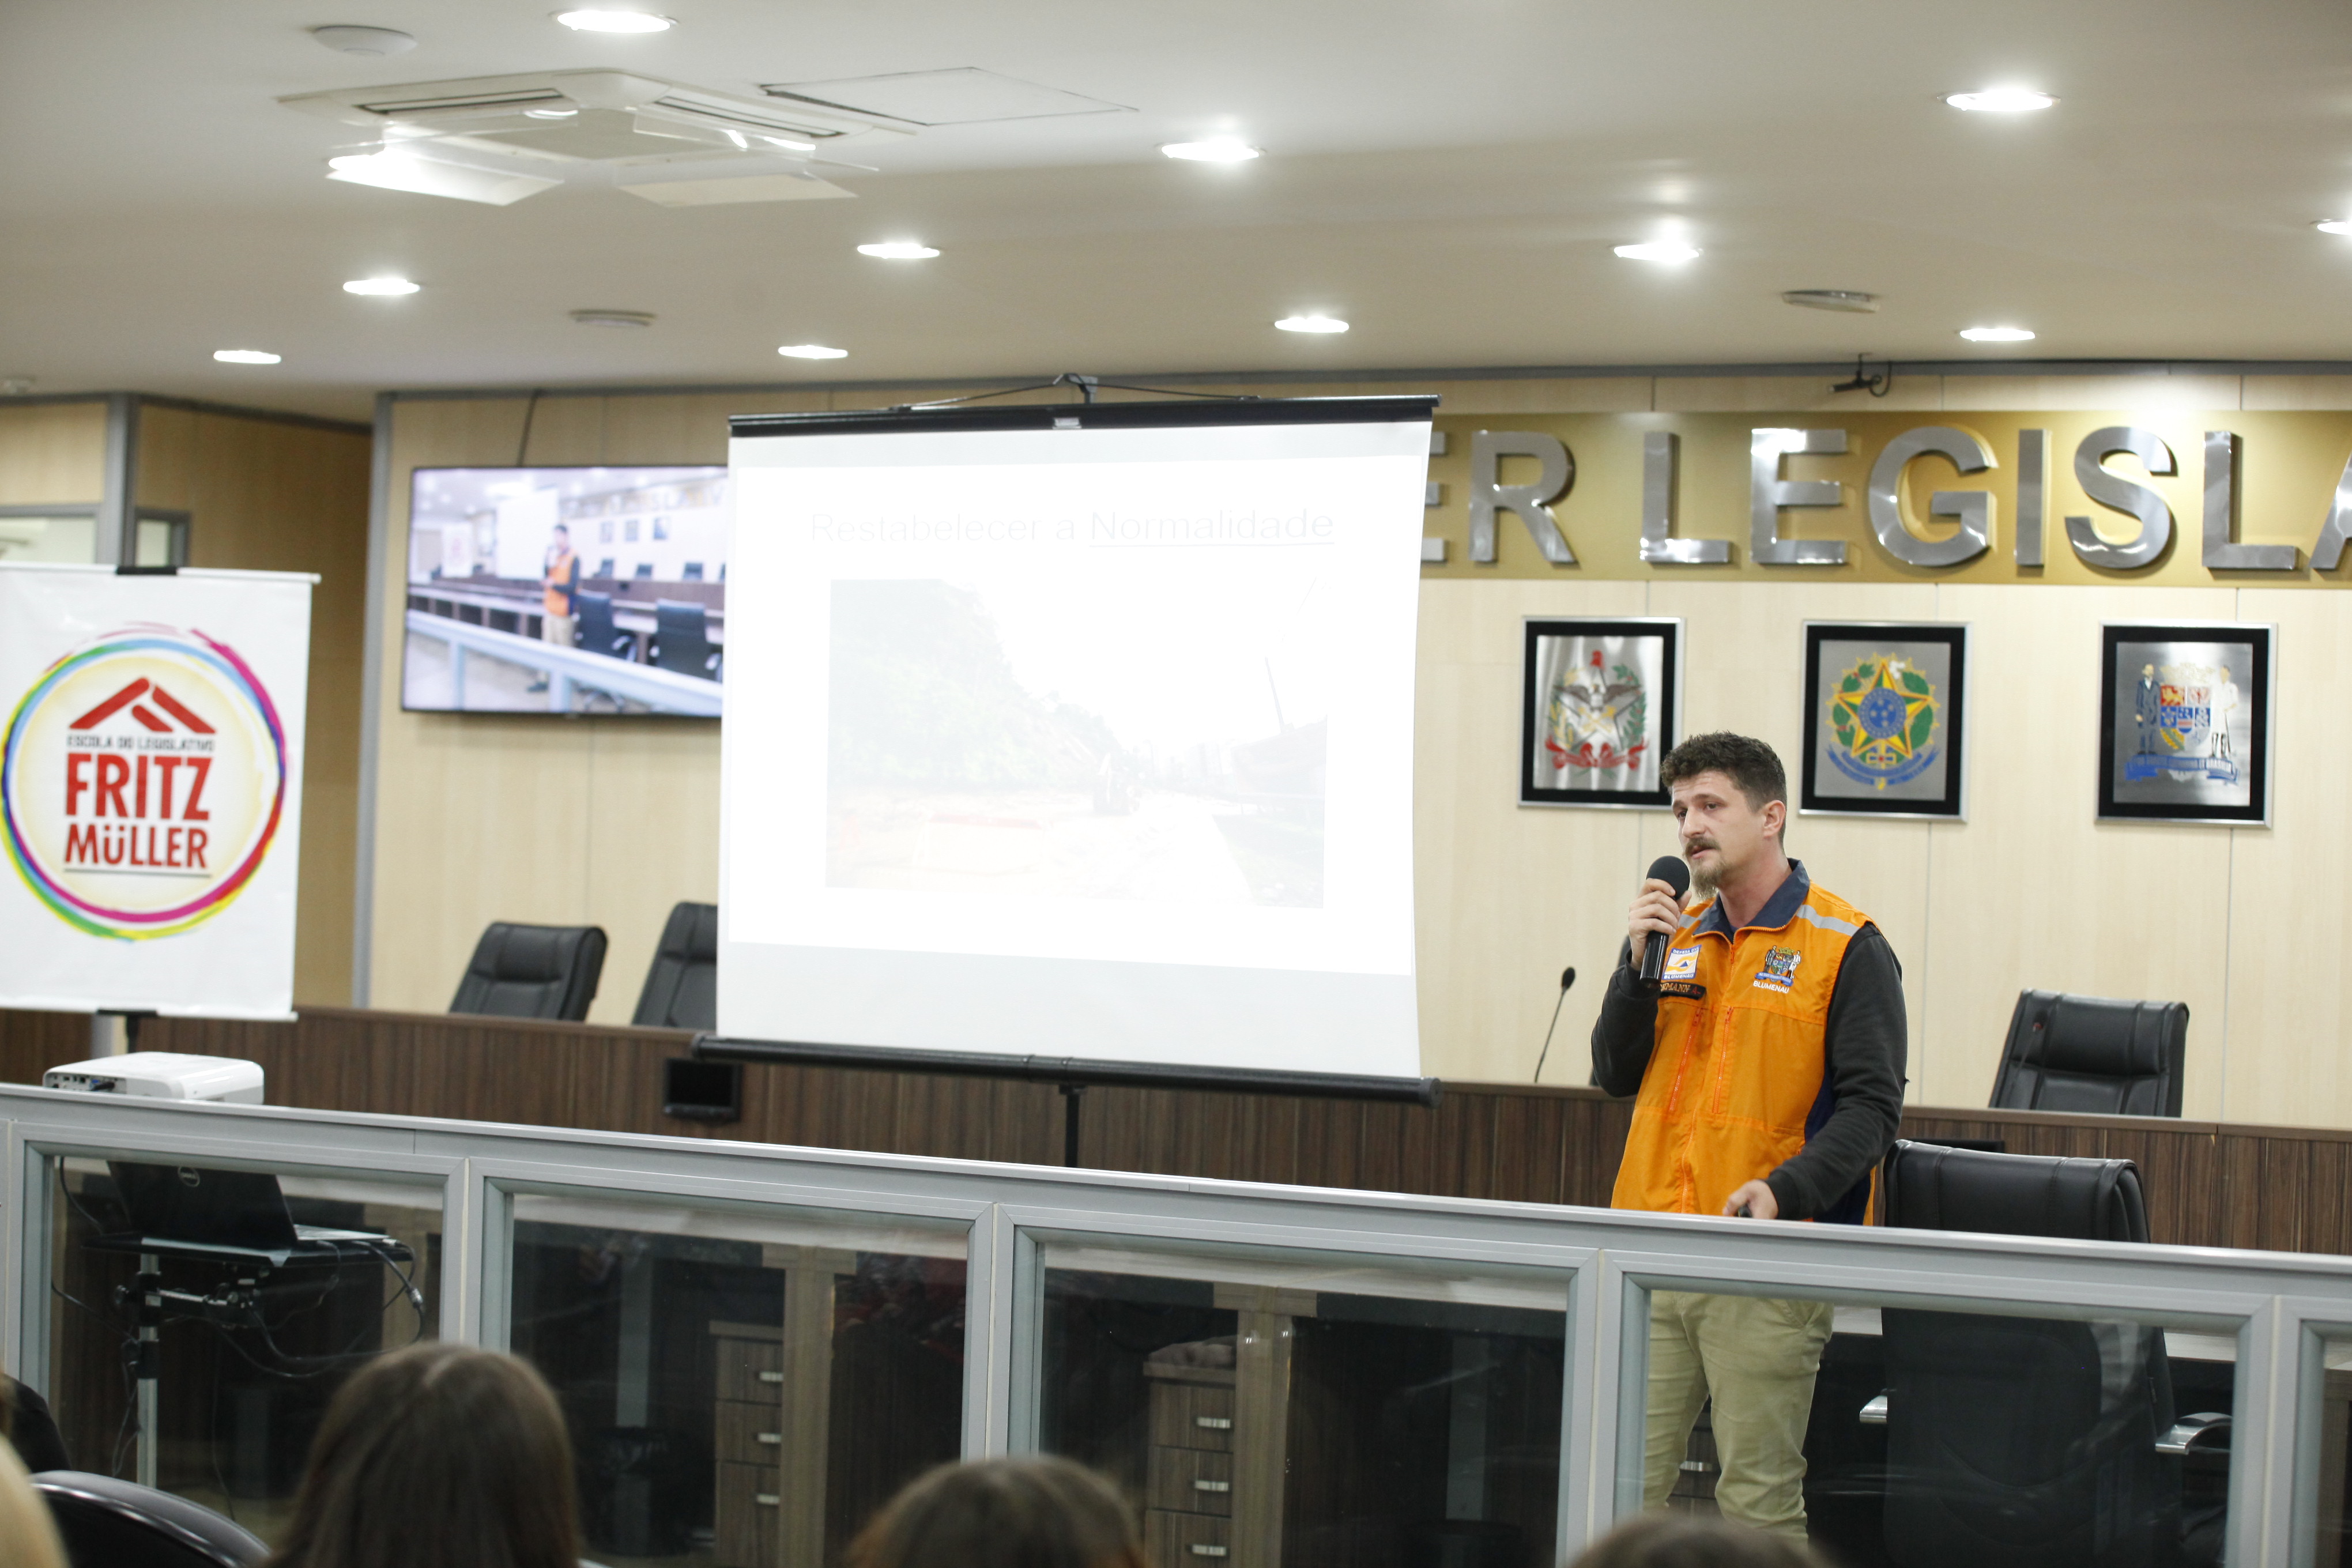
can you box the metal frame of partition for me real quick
[6,1083,2352,1567]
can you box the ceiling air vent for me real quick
[281,70,909,206]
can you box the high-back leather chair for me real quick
[633,901,717,1031]
[36,1471,268,1568]
[572,590,635,661]
[650,599,719,680]
[1874,1141,2225,1568]
[1989,989,2188,1117]
[449,922,607,1021]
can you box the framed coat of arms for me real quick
[2097,622,2274,825]
[1519,617,1682,808]
[1800,623,1968,819]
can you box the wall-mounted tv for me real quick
[402,465,728,716]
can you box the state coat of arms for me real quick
[1544,649,1647,775]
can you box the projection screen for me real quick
[719,398,1433,1081]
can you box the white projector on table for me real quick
[43,1052,265,1105]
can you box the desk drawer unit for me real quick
[1149,1382,1236,1453]
[1147,1509,1232,1567]
[1148,1447,1234,1517]
[716,1461,781,1567]
[717,1335,786,1405]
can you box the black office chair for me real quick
[1989,989,2188,1116]
[633,901,717,1031]
[449,922,607,1021]
[649,598,720,681]
[1872,1141,2227,1568]
[571,590,636,661]
[36,1471,268,1568]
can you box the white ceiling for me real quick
[8,0,2352,420]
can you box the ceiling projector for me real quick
[43,1053,265,1105]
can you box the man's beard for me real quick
[1686,839,1721,898]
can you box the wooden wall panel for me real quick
[133,404,372,1006]
[0,400,105,504]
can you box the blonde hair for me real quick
[0,1439,68,1568]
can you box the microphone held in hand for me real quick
[1637,855,1693,989]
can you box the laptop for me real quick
[96,1162,413,1267]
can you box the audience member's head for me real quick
[266,1343,579,1568]
[846,1456,1144,1568]
[1569,1514,1825,1568]
[0,1440,68,1568]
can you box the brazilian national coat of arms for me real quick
[1544,649,1647,775]
[1826,654,1940,790]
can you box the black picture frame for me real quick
[1799,623,1969,819]
[2097,622,2274,825]
[1519,617,1682,808]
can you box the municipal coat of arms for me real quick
[1544,649,1647,775]
[2125,660,2240,784]
[1826,654,1940,790]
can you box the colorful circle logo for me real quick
[1,625,287,939]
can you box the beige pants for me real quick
[1642,1290,1834,1538]
[542,612,574,647]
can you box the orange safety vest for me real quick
[1610,869,1874,1222]
[542,548,578,618]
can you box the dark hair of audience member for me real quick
[845,1456,1145,1568]
[1569,1514,1826,1568]
[265,1343,580,1568]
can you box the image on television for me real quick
[402,465,728,716]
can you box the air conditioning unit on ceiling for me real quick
[280,69,915,206]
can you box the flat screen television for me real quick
[402,465,729,716]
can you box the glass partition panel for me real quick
[44,1154,443,1540]
[2301,1332,2352,1567]
[1036,1237,1571,1568]
[1629,1285,2238,1567]
[505,1191,968,1568]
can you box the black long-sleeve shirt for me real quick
[1590,867,1909,1221]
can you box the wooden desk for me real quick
[5,1004,2351,1256]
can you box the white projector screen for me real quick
[719,400,1431,1080]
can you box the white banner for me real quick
[0,564,313,1018]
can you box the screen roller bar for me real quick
[691,1035,1442,1108]
[728,394,1441,440]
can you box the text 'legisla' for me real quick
[1456,425,2352,572]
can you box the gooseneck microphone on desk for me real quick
[1637,855,1692,990]
[1531,967,1577,1084]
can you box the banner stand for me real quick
[692,1034,1442,1169]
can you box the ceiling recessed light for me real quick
[344,276,420,296]
[857,242,940,259]
[1275,314,1348,334]
[213,349,282,365]
[1943,88,2056,112]
[1161,138,1261,163]
[554,9,674,32]
[1615,241,1702,263]
[1958,325,2036,342]
[779,343,849,359]
[2317,220,2352,236]
[571,309,655,327]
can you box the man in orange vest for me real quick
[1592,732,1906,1539]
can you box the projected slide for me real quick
[721,403,1431,1078]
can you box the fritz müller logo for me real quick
[2,625,286,940]
[63,675,218,873]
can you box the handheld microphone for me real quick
[1636,855,1692,989]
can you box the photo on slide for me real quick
[824,574,1329,908]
